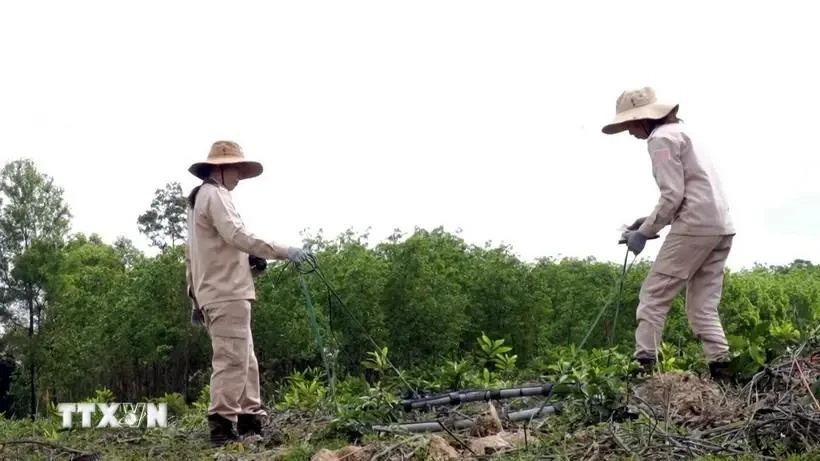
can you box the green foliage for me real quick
[0,159,72,419]
[7,215,820,418]
[82,387,116,403]
[537,345,635,422]
[0,159,819,440]
[154,392,188,420]
[176,385,210,431]
[137,181,187,250]
[477,331,517,373]
[277,368,329,412]
[361,346,391,379]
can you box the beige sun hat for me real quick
[188,140,263,180]
[601,87,679,135]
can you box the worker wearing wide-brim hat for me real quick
[602,87,736,382]
[184,140,311,446]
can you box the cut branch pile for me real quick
[556,349,820,460]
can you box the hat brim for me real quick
[188,159,263,180]
[601,103,679,135]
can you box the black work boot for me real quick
[630,357,656,377]
[208,414,238,447]
[708,361,734,384]
[237,414,264,439]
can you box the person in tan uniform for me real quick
[602,87,736,382]
[185,140,311,445]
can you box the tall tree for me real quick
[113,235,144,269]
[0,159,71,418]
[137,182,186,251]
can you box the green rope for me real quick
[298,273,336,399]
[285,255,420,398]
[609,248,631,347]
[578,246,636,352]
[606,247,632,366]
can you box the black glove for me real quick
[249,255,268,276]
[191,307,205,327]
[621,230,648,255]
[618,217,659,245]
[627,217,646,230]
[187,286,205,328]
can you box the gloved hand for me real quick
[626,216,647,231]
[191,307,205,327]
[187,286,205,327]
[249,254,267,277]
[618,216,659,245]
[621,230,648,255]
[287,247,311,264]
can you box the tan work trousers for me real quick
[200,299,266,422]
[635,233,734,363]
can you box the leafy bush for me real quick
[1,169,819,427]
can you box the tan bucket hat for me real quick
[188,141,263,180]
[601,87,679,135]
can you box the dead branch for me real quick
[0,438,99,460]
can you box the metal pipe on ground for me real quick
[372,405,559,433]
[401,383,568,411]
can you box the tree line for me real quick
[0,158,818,420]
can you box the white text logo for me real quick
[56,402,167,428]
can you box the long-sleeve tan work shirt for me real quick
[638,123,735,238]
[186,181,280,307]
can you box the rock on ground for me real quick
[470,402,503,437]
[427,435,459,461]
[311,445,368,461]
[469,434,513,455]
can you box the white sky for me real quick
[1,1,817,271]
